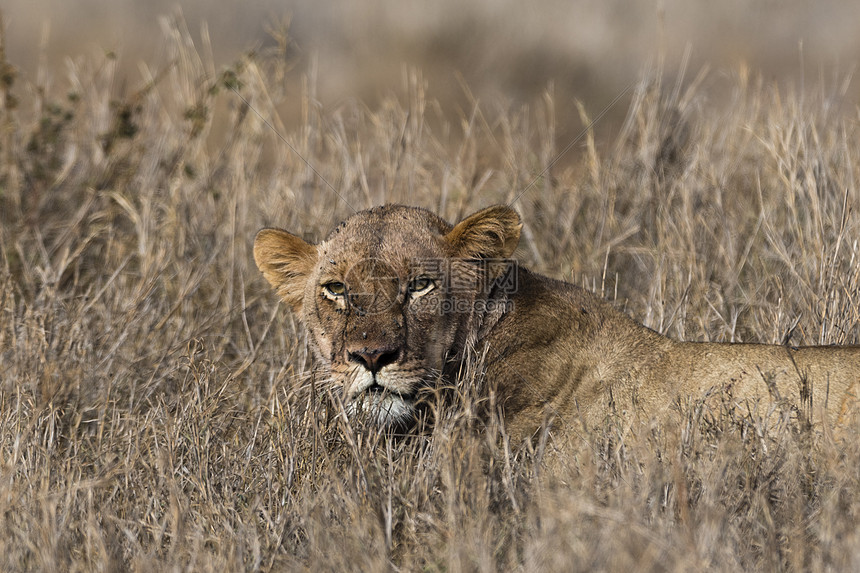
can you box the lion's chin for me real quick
[346,393,415,429]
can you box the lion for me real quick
[254,204,860,446]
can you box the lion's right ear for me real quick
[446,205,522,260]
[253,228,318,312]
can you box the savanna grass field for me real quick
[2,5,860,571]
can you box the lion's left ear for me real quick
[446,205,522,259]
[253,228,318,312]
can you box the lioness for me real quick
[254,204,859,445]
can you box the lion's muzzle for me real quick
[347,345,400,374]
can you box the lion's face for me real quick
[254,205,521,428]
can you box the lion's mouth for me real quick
[348,383,416,427]
[365,381,385,393]
[365,381,414,400]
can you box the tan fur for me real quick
[254,204,860,444]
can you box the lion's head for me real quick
[254,204,522,429]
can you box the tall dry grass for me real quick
[1,13,859,572]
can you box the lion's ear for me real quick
[446,205,522,259]
[253,228,318,312]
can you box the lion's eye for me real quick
[407,277,435,296]
[322,281,346,297]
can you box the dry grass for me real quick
[1,13,859,572]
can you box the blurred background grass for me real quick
[6,0,860,144]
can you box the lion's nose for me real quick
[348,346,399,374]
